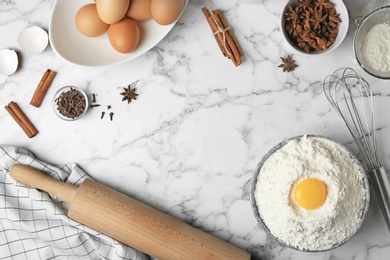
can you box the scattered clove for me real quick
[90,104,101,108]
[109,112,114,121]
[101,111,105,119]
[92,93,97,103]
[107,105,112,110]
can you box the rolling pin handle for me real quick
[9,164,78,203]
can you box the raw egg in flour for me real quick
[293,178,327,210]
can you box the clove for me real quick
[101,111,105,119]
[109,112,114,121]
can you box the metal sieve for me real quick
[354,6,390,79]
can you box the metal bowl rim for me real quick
[250,134,371,252]
[353,5,390,80]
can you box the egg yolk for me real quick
[293,178,327,210]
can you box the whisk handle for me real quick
[369,167,390,233]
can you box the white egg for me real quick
[17,26,49,55]
[0,49,18,76]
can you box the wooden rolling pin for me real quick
[10,164,251,260]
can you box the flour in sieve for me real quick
[254,136,366,251]
[362,22,390,72]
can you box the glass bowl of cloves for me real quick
[280,0,349,56]
[53,86,89,121]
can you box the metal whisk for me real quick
[323,67,390,233]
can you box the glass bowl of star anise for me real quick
[280,0,349,55]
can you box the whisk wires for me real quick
[323,67,381,170]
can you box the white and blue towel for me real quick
[0,146,148,260]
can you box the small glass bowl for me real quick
[53,86,89,121]
[354,6,390,79]
[280,0,349,56]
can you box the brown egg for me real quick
[96,0,130,24]
[108,18,140,53]
[151,0,185,25]
[75,4,109,37]
[126,0,152,21]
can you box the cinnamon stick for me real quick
[212,10,241,66]
[30,69,56,107]
[201,7,228,57]
[5,101,38,138]
[215,10,243,57]
[201,7,242,67]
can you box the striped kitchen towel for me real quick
[0,146,148,260]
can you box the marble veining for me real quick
[1,0,390,259]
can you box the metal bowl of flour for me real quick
[250,135,370,252]
[354,6,390,79]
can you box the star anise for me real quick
[311,11,328,31]
[301,29,316,42]
[315,0,334,11]
[297,38,311,53]
[285,24,297,38]
[120,84,138,104]
[278,55,298,72]
[315,37,328,50]
[297,0,312,10]
[328,7,342,23]
[285,5,300,24]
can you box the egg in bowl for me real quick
[251,135,370,251]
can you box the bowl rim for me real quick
[353,5,390,80]
[280,0,349,56]
[250,134,370,252]
[53,85,89,121]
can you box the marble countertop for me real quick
[1,0,390,259]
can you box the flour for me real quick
[362,23,390,72]
[254,136,366,251]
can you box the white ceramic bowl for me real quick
[250,135,370,252]
[280,0,349,56]
[49,0,188,67]
[354,6,390,79]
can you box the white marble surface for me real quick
[1,0,390,259]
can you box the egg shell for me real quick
[108,18,140,53]
[75,4,109,37]
[17,26,49,55]
[96,0,130,25]
[0,49,18,76]
[126,0,152,21]
[151,0,185,26]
